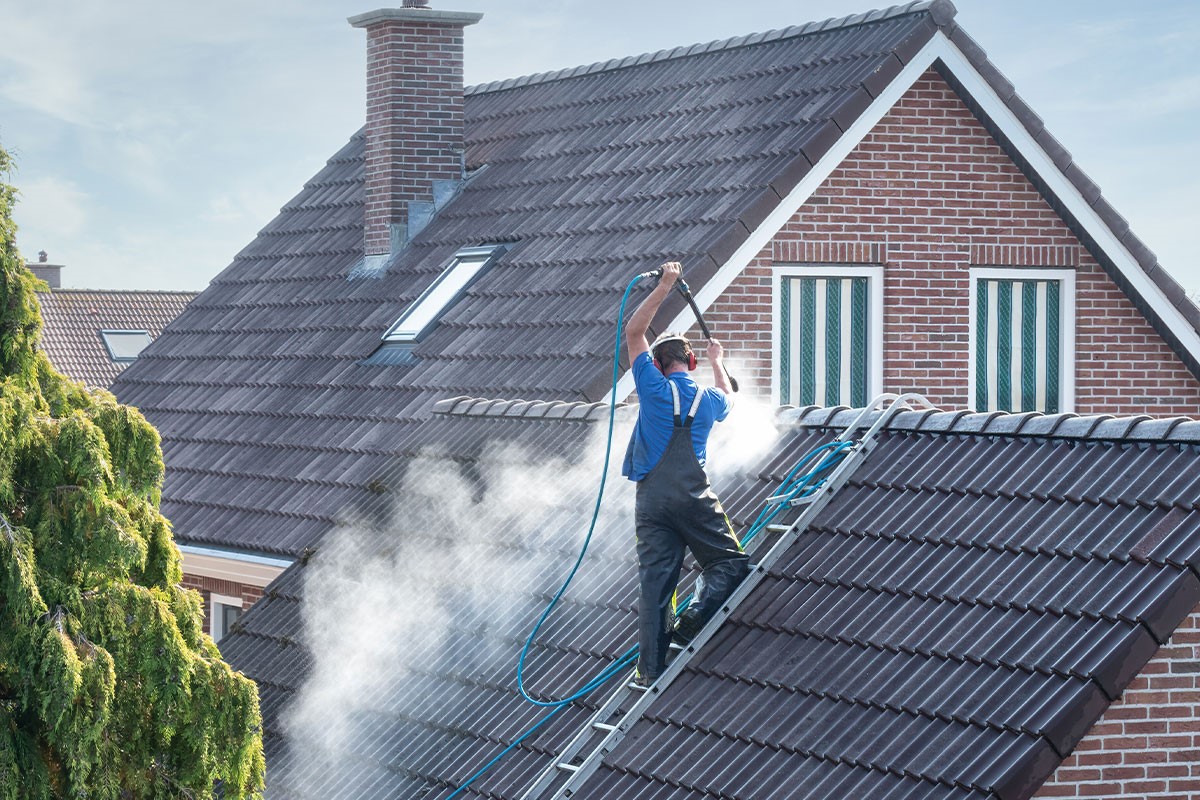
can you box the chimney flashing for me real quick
[348,8,483,28]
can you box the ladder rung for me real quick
[556,763,581,773]
[592,722,617,732]
[765,524,790,533]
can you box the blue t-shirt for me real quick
[622,351,731,481]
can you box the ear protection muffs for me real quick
[653,349,696,373]
[650,332,695,374]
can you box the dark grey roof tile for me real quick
[1138,569,1200,643]
[1164,420,1200,442]
[1121,231,1159,273]
[892,15,939,63]
[1069,623,1159,700]
[1007,412,1072,437]
[1064,161,1102,205]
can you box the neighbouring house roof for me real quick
[36,289,197,388]
[224,401,1200,799]
[112,0,1200,560]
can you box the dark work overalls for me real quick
[633,382,750,680]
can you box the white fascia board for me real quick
[612,30,1200,403]
[178,544,293,586]
[931,37,1200,367]
[613,35,946,403]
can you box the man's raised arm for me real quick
[707,339,732,396]
[624,261,681,365]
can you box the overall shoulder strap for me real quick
[684,387,704,427]
[668,381,682,426]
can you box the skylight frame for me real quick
[99,329,153,363]
[382,244,508,343]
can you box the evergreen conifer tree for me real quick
[0,147,265,798]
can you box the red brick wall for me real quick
[702,69,1200,417]
[1034,605,1200,798]
[180,572,265,638]
[360,16,470,255]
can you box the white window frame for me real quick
[99,329,153,362]
[968,267,1077,413]
[382,244,507,342]
[209,593,244,644]
[772,264,884,408]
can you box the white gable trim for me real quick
[613,30,1200,403]
[614,35,945,402]
[933,38,1200,377]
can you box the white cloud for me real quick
[13,176,89,240]
[0,11,97,127]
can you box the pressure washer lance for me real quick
[638,268,740,392]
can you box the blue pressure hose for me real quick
[512,275,644,708]
[445,276,644,800]
[446,274,856,799]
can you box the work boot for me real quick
[673,608,703,645]
[629,670,655,690]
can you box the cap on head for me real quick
[650,331,690,352]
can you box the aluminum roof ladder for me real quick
[519,393,938,800]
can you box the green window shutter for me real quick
[779,278,791,406]
[780,275,871,407]
[976,277,1063,413]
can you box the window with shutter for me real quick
[775,266,882,408]
[970,268,1075,413]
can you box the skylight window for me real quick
[100,330,153,362]
[383,244,507,342]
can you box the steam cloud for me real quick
[281,394,781,796]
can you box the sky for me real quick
[0,0,1197,293]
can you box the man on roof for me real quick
[623,261,750,687]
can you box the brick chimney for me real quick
[27,251,62,289]
[349,2,483,259]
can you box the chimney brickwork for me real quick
[350,6,482,257]
[28,261,63,289]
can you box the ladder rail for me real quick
[517,677,631,799]
[518,394,933,800]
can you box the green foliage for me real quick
[0,145,265,797]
